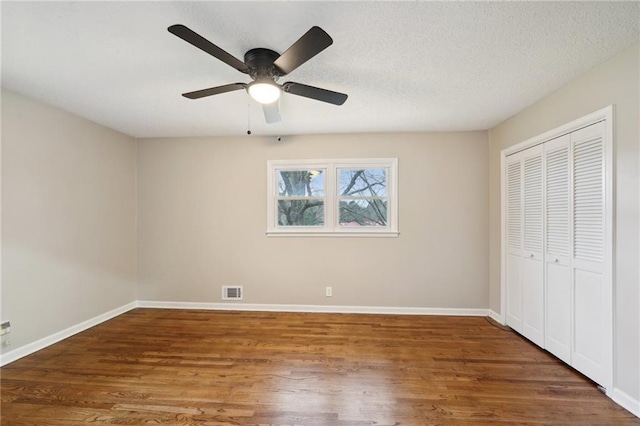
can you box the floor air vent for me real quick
[222,286,243,301]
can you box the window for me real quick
[267,158,398,236]
[276,168,325,227]
[338,168,388,227]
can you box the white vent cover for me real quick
[222,286,243,301]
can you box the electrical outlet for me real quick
[0,321,10,336]
[326,286,332,297]
[2,339,11,347]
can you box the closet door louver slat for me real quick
[507,161,522,250]
[524,156,543,254]
[573,137,603,263]
[546,147,570,257]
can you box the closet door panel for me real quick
[544,135,571,363]
[546,263,571,362]
[570,122,608,386]
[505,155,523,331]
[574,268,605,373]
[521,145,544,346]
[522,256,544,345]
[506,254,523,331]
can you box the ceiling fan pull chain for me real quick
[246,99,252,135]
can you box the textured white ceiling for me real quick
[2,1,638,138]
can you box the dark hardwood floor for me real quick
[1,309,638,425]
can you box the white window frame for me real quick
[267,158,399,237]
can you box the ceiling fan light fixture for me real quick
[247,80,281,104]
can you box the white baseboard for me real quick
[0,301,137,367]
[608,388,640,418]
[488,309,505,325]
[137,300,490,317]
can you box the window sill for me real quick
[266,231,400,238]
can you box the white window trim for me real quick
[267,158,399,237]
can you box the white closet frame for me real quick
[499,105,614,390]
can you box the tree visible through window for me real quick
[338,168,387,227]
[277,170,324,226]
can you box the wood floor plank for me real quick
[1,309,638,425]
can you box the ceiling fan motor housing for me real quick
[244,48,282,81]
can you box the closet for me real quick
[503,110,612,389]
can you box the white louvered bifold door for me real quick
[570,121,609,386]
[544,134,571,364]
[520,144,544,346]
[503,112,612,390]
[505,152,524,332]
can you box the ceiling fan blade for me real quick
[182,83,246,99]
[262,102,281,124]
[273,27,333,75]
[283,82,348,106]
[168,24,249,73]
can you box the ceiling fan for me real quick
[168,24,348,124]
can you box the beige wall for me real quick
[137,132,489,309]
[488,44,639,399]
[1,90,137,353]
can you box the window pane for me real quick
[339,199,387,227]
[278,200,324,226]
[278,170,324,197]
[339,168,387,196]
